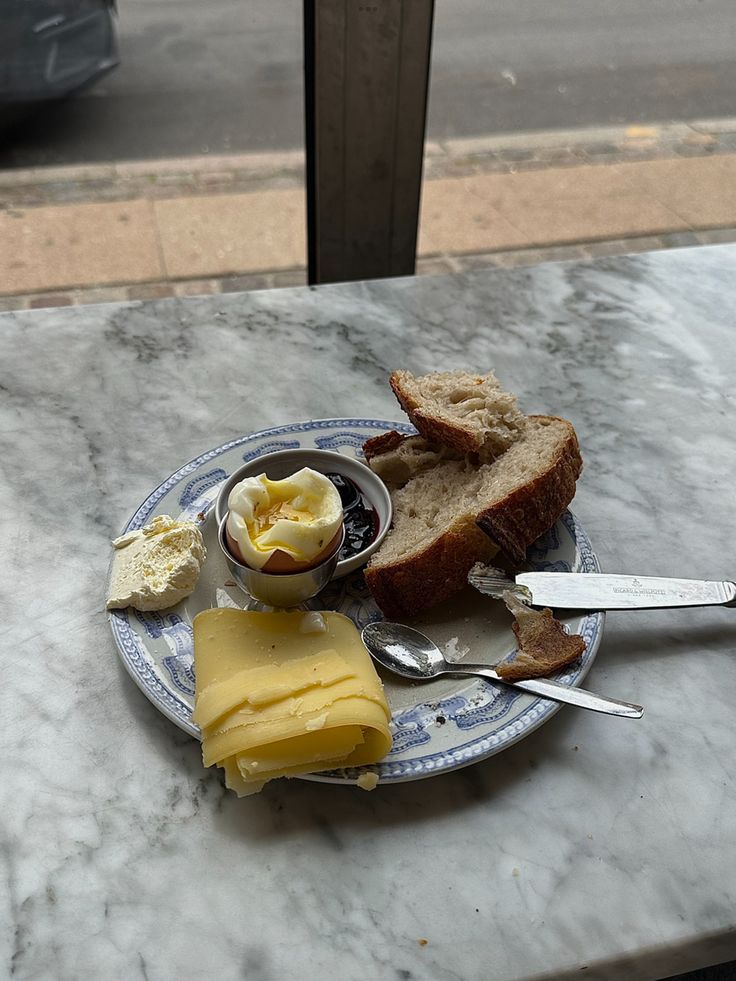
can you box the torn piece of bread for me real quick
[363,431,459,489]
[390,369,527,462]
[364,416,582,619]
[497,591,586,682]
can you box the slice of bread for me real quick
[390,369,527,461]
[364,416,582,619]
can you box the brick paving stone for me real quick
[0,295,26,311]
[498,148,535,162]
[693,228,736,245]
[172,279,221,296]
[113,153,302,178]
[271,269,308,288]
[580,235,667,257]
[502,244,590,265]
[503,158,566,173]
[219,273,275,292]
[534,147,586,164]
[452,254,505,269]
[660,231,700,248]
[451,251,506,269]
[70,286,130,304]
[0,163,116,186]
[619,142,659,157]
[126,283,176,300]
[581,143,621,156]
[460,244,590,269]
[199,172,236,185]
[155,174,197,187]
[423,157,486,179]
[29,293,73,308]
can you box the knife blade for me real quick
[514,573,736,611]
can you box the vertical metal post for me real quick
[304,0,435,285]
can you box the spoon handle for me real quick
[460,665,643,718]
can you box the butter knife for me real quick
[468,569,736,611]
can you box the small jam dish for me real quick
[214,447,392,579]
[218,517,345,607]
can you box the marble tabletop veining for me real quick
[2,244,736,981]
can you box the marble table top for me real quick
[2,244,735,981]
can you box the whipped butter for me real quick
[107,514,206,611]
[226,468,343,572]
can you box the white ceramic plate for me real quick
[109,419,604,784]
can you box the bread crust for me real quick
[475,415,582,565]
[390,371,484,456]
[362,430,407,462]
[364,521,498,620]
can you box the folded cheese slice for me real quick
[193,651,356,730]
[192,609,392,795]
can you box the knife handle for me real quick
[463,665,644,718]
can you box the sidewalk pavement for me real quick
[2,118,736,310]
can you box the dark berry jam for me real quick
[325,472,378,560]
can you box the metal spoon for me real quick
[361,621,643,719]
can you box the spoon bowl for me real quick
[362,621,448,679]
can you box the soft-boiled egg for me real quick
[225,467,344,574]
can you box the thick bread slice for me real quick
[390,369,527,461]
[364,416,581,619]
[475,416,582,566]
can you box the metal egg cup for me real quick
[218,515,345,608]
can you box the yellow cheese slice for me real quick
[204,675,375,734]
[236,725,364,776]
[202,695,391,767]
[193,651,356,729]
[221,757,264,797]
[192,609,393,795]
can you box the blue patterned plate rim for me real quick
[108,418,604,786]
